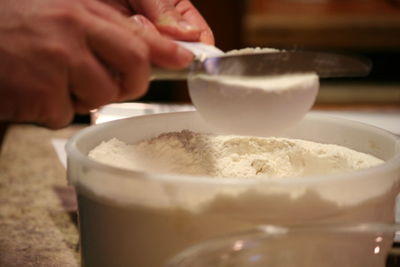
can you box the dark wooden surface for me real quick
[245,0,400,51]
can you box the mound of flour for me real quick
[225,47,280,55]
[88,130,383,178]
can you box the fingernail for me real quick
[178,21,198,32]
[131,15,145,27]
[157,15,177,26]
[157,15,197,32]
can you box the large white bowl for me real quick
[66,111,400,267]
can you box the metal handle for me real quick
[150,67,191,81]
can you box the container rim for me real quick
[66,111,400,186]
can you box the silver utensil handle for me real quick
[150,67,191,81]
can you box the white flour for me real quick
[89,130,383,178]
[225,47,279,55]
[190,73,318,92]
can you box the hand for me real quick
[103,0,215,44]
[0,0,193,129]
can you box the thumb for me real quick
[129,0,201,41]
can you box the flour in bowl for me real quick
[83,130,392,267]
[88,130,383,177]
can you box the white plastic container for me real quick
[66,112,400,267]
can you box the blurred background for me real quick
[140,0,400,109]
[4,0,400,148]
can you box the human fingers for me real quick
[173,0,214,44]
[129,14,160,35]
[128,15,194,69]
[0,0,148,128]
[0,63,74,129]
[68,50,120,114]
[85,14,151,101]
[86,1,193,70]
[128,0,213,43]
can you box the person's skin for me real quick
[0,0,213,129]
[101,0,214,44]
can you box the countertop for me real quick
[0,106,399,267]
[0,125,82,267]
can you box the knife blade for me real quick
[151,50,372,80]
